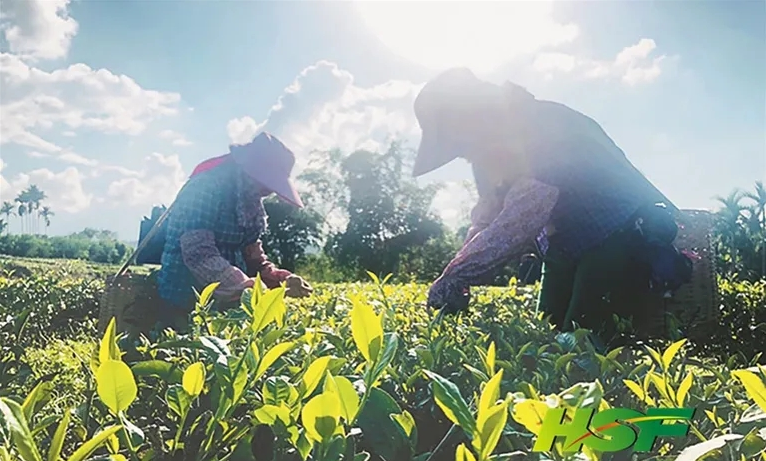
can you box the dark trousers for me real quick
[536,229,651,345]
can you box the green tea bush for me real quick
[1,271,765,461]
[0,274,102,347]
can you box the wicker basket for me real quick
[98,270,165,337]
[636,209,719,339]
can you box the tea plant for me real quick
[0,263,765,460]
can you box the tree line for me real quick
[1,143,763,283]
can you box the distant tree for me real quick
[0,202,14,235]
[40,207,54,235]
[713,182,766,281]
[260,196,323,272]
[318,142,451,280]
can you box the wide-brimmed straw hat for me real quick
[230,132,304,208]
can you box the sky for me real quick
[0,0,764,241]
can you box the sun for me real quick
[353,0,579,75]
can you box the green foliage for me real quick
[261,196,324,272]
[0,232,130,264]
[0,260,765,460]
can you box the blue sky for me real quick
[0,0,764,240]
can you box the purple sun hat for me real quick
[229,132,304,208]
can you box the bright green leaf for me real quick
[325,375,360,422]
[301,392,341,443]
[351,297,383,363]
[677,372,694,407]
[182,362,205,397]
[255,342,295,380]
[479,369,503,417]
[98,318,121,365]
[302,356,333,398]
[198,282,220,306]
[510,399,548,436]
[96,360,138,415]
[661,338,687,370]
[732,369,766,414]
[47,410,70,461]
[423,370,476,436]
[66,426,122,461]
[476,403,508,460]
[456,443,477,461]
[0,397,42,461]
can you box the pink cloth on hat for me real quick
[191,154,231,178]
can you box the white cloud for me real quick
[0,0,78,61]
[106,153,186,207]
[159,129,193,147]
[226,117,260,145]
[228,60,422,171]
[0,52,183,153]
[0,160,92,213]
[533,38,668,85]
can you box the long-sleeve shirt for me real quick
[156,160,291,309]
[432,98,675,292]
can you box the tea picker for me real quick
[98,132,314,338]
[412,68,720,350]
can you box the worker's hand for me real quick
[426,275,470,314]
[284,275,313,298]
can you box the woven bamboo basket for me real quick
[98,270,165,337]
[635,209,719,339]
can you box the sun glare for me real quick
[354,1,579,74]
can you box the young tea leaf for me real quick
[65,425,123,461]
[422,370,477,436]
[99,318,121,365]
[732,369,766,413]
[198,282,220,307]
[301,392,341,443]
[325,375,360,423]
[96,360,138,415]
[0,397,42,461]
[255,342,295,380]
[456,443,477,461]
[510,399,548,436]
[661,338,687,370]
[182,362,206,397]
[479,369,504,417]
[677,372,694,407]
[48,410,70,461]
[302,356,333,398]
[351,297,383,364]
[476,403,508,460]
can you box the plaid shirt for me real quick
[469,100,674,262]
[156,161,267,309]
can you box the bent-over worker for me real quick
[413,68,691,349]
[156,132,313,329]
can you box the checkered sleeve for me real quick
[171,178,252,300]
[439,178,559,284]
[464,162,506,244]
[180,230,254,300]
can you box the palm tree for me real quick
[40,206,54,235]
[24,185,46,234]
[0,219,6,235]
[0,201,14,234]
[744,181,766,278]
[714,190,746,275]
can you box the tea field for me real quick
[1,256,765,461]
